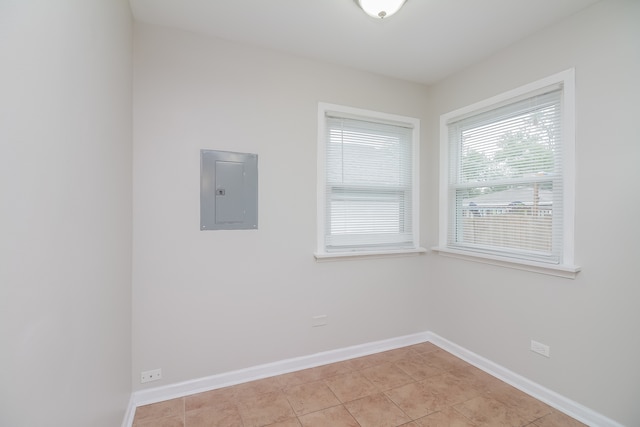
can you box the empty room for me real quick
[1,1,639,426]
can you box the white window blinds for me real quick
[324,114,415,252]
[446,85,564,264]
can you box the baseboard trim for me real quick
[124,331,622,427]
[426,332,623,427]
[131,331,430,408]
[121,394,136,427]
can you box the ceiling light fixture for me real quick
[355,0,407,19]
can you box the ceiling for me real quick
[130,0,599,85]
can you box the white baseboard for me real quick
[130,331,430,408]
[121,394,136,427]
[123,331,621,427]
[426,332,623,427]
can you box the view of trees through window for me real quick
[453,96,562,255]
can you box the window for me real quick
[315,103,423,259]
[436,70,579,277]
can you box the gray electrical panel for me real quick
[200,150,258,230]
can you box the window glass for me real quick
[317,104,420,257]
[438,70,577,273]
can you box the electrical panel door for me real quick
[200,150,258,230]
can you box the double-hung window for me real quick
[316,103,422,259]
[436,70,579,277]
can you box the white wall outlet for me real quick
[312,314,328,327]
[141,368,162,383]
[530,340,551,358]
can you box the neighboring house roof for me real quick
[464,187,552,207]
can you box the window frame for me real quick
[434,69,580,278]
[315,102,424,260]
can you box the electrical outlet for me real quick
[530,340,550,358]
[312,314,328,327]
[141,368,162,383]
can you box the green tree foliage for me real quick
[461,107,557,189]
[493,132,554,178]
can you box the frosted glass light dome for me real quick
[356,0,407,19]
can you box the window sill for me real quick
[431,247,581,279]
[314,247,427,262]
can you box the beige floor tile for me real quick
[532,411,588,427]
[284,380,341,416]
[184,387,235,411]
[422,350,472,372]
[408,342,440,354]
[349,347,414,367]
[487,383,553,422]
[414,407,478,427]
[454,395,531,427]
[361,362,415,391]
[312,359,355,379]
[237,391,296,427]
[449,366,505,394]
[185,404,242,427]
[394,353,444,381]
[134,415,184,427]
[278,367,326,388]
[232,376,284,400]
[325,370,379,403]
[265,417,302,427]
[347,348,414,369]
[420,372,481,407]
[345,393,412,427]
[133,398,184,424]
[348,353,388,370]
[385,380,448,419]
[375,347,417,363]
[298,405,360,427]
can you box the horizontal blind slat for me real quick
[325,116,414,251]
[448,87,564,264]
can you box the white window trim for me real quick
[434,69,580,278]
[315,102,425,261]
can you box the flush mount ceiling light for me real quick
[355,0,407,19]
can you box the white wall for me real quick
[425,1,640,425]
[132,24,430,391]
[0,1,132,426]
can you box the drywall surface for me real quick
[132,24,430,390]
[0,1,133,426]
[425,1,640,425]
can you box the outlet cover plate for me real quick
[141,368,162,383]
[530,340,550,358]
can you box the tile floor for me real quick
[132,342,586,427]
